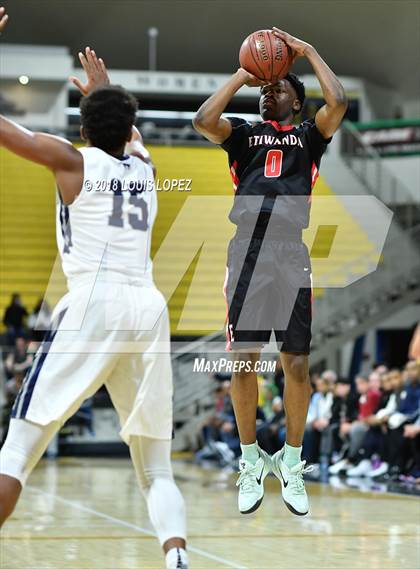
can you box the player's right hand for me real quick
[0,7,9,33]
[69,46,110,96]
[236,68,267,88]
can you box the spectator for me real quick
[304,377,333,463]
[3,293,28,344]
[346,370,398,477]
[257,396,286,455]
[4,337,33,379]
[327,378,359,464]
[328,375,381,474]
[28,298,51,343]
[1,370,25,447]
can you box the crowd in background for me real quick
[197,359,420,485]
[1,293,51,444]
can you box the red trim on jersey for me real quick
[308,161,319,203]
[264,121,295,132]
[229,160,239,192]
[311,162,319,189]
[223,267,232,351]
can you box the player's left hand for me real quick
[69,46,110,96]
[0,7,9,33]
[271,28,313,60]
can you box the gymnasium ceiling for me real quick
[3,0,420,97]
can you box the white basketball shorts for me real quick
[11,276,173,443]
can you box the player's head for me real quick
[259,73,305,122]
[80,85,138,154]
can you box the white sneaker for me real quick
[328,458,349,475]
[367,462,389,478]
[346,459,373,477]
[272,449,313,516]
[236,447,272,514]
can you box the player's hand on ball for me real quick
[0,7,9,33]
[69,46,110,96]
[236,68,267,88]
[271,28,313,60]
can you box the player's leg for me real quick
[281,352,311,449]
[271,276,313,515]
[271,352,312,515]
[230,350,272,514]
[129,436,188,569]
[0,419,59,526]
[105,285,188,567]
[0,288,121,527]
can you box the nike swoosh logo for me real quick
[280,469,289,488]
[256,464,265,485]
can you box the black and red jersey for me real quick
[220,118,332,230]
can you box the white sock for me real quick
[283,443,302,469]
[166,547,188,568]
[240,442,259,465]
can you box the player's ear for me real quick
[292,99,301,114]
[80,126,87,141]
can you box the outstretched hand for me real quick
[69,46,110,96]
[0,6,9,33]
[271,27,313,61]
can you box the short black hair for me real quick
[80,85,138,152]
[284,73,305,114]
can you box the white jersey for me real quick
[56,146,157,287]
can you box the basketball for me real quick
[239,29,292,82]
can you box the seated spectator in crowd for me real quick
[1,369,25,447]
[304,377,334,463]
[326,378,359,462]
[258,377,279,419]
[402,418,420,482]
[345,369,398,477]
[3,293,28,344]
[383,361,420,479]
[321,369,338,390]
[329,375,381,474]
[28,298,51,343]
[4,336,33,380]
[257,396,286,455]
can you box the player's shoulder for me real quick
[296,118,316,133]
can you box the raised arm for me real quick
[0,117,81,173]
[193,69,265,144]
[272,28,348,139]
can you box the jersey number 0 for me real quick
[264,149,283,178]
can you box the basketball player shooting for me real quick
[0,11,189,569]
[193,28,347,516]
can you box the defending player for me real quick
[0,13,188,569]
[193,28,347,516]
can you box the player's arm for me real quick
[127,127,157,177]
[71,47,155,172]
[0,115,82,172]
[192,69,265,144]
[272,28,348,139]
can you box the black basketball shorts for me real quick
[224,231,312,354]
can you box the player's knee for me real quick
[233,352,259,381]
[287,355,309,384]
